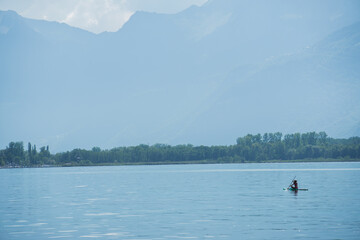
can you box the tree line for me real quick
[1,132,360,167]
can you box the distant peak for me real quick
[0,9,18,14]
[0,10,23,34]
[0,9,21,19]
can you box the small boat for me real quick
[285,177,308,191]
[283,187,308,191]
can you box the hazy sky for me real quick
[0,0,208,33]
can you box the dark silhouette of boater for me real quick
[290,179,298,190]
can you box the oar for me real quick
[288,176,296,189]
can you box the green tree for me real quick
[92,147,101,152]
[5,142,25,166]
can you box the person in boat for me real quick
[290,180,298,190]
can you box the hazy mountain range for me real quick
[1,0,360,152]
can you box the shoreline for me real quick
[1,158,359,169]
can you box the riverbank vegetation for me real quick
[1,132,360,167]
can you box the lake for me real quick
[1,162,360,240]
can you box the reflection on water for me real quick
[1,162,360,239]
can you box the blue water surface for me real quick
[1,162,360,239]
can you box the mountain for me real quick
[1,0,360,152]
[186,21,360,144]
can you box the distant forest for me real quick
[1,132,360,167]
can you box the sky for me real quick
[0,0,208,33]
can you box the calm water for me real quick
[1,162,360,240]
